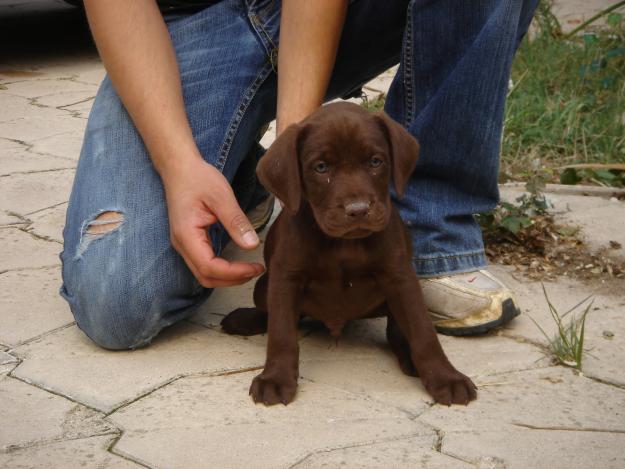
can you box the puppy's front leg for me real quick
[250,270,300,406]
[377,269,477,406]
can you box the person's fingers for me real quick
[212,190,260,250]
[174,225,264,285]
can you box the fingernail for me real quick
[242,230,259,247]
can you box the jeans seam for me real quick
[248,12,279,70]
[403,0,415,126]
[215,62,274,172]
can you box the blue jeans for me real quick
[60,0,538,349]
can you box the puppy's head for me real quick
[257,102,419,239]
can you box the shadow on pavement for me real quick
[0,0,95,66]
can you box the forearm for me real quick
[276,0,348,135]
[84,0,200,179]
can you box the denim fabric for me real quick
[60,0,537,349]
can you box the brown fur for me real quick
[222,102,477,406]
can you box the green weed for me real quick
[529,284,594,370]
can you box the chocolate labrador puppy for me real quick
[222,102,477,406]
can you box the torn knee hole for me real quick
[85,211,124,235]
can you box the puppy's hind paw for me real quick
[221,308,268,336]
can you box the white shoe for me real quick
[246,195,275,232]
[421,270,520,336]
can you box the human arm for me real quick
[83,0,264,287]
[276,0,348,135]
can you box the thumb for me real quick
[214,195,259,250]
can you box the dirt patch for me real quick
[483,214,625,281]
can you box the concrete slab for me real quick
[2,77,97,101]
[0,168,73,215]
[28,202,67,243]
[110,371,432,469]
[0,210,26,226]
[29,130,85,161]
[0,136,74,176]
[442,429,625,469]
[0,267,73,347]
[0,350,19,374]
[364,66,397,96]
[0,435,137,469]
[294,435,472,469]
[0,374,117,451]
[421,367,625,433]
[492,266,625,386]
[0,115,82,143]
[35,90,96,110]
[0,228,60,271]
[12,322,266,413]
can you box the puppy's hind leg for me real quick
[221,272,269,336]
[386,313,418,377]
[221,308,268,336]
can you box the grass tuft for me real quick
[529,284,594,370]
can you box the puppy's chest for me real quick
[297,256,385,335]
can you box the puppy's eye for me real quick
[314,161,329,174]
[370,156,383,168]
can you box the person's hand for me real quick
[161,156,265,288]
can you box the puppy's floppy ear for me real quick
[374,112,420,198]
[256,123,304,215]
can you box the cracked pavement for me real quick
[1,2,625,468]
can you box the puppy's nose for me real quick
[344,201,370,218]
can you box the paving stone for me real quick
[0,114,81,143]
[0,435,137,469]
[553,0,620,32]
[492,266,625,386]
[0,350,19,374]
[0,137,75,176]
[442,429,625,469]
[29,130,85,161]
[28,202,67,243]
[0,374,117,451]
[2,78,97,101]
[295,435,472,469]
[62,96,95,119]
[74,67,106,86]
[298,322,546,414]
[0,210,26,226]
[110,371,431,469]
[0,267,73,347]
[0,228,60,271]
[421,367,625,433]
[0,168,73,215]
[35,90,96,110]
[0,93,41,124]
[364,66,397,94]
[12,322,266,413]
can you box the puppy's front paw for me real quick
[423,368,477,406]
[249,371,298,406]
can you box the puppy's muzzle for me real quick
[344,200,371,219]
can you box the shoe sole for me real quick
[434,299,521,337]
[249,197,275,233]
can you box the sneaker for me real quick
[246,194,275,233]
[421,270,520,336]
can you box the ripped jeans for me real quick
[60,0,538,349]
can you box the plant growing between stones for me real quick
[529,284,594,370]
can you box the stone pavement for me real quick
[2,3,625,469]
